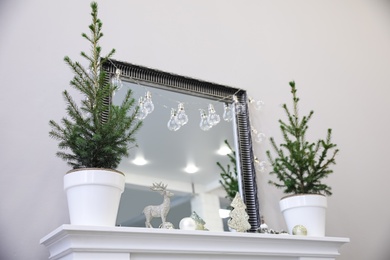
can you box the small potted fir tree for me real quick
[49,2,142,226]
[266,81,339,236]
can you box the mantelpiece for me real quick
[40,225,349,260]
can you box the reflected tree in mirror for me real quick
[217,139,239,202]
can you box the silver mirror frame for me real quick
[102,59,260,232]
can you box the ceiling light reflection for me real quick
[217,145,231,155]
[184,164,199,174]
[132,156,148,166]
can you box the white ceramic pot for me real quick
[64,168,125,226]
[279,194,327,237]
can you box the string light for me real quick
[111,68,123,90]
[254,157,267,172]
[199,109,212,131]
[223,103,233,122]
[177,103,189,126]
[207,104,220,126]
[143,91,155,114]
[249,97,265,111]
[107,60,268,181]
[251,127,266,143]
[167,108,181,131]
[136,97,148,120]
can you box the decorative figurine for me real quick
[191,211,208,231]
[143,182,174,228]
[228,192,251,232]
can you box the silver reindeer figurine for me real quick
[143,182,174,228]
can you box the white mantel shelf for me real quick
[40,225,349,260]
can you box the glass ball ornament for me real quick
[179,217,197,230]
[292,225,307,236]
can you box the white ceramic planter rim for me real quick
[64,168,125,191]
[280,194,327,211]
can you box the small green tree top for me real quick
[266,81,339,196]
[217,139,239,202]
[49,2,142,169]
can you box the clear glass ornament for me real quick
[254,100,264,110]
[233,95,245,114]
[199,109,212,131]
[177,103,189,126]
[249,97,264,111]
[167,108,181,131]
[207,104,220,126]
[252,128,266,143]
[136,97,148,120]
[111,68,123,90]
[223,103,233,122]
[143,91,154,114]
[254,158,267,172]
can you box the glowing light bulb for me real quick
[207,104,220,126]
[223,103,233,122]
[143,91,154,114]
[167,108,181,131]
[199,109,212,131]
[136,97,148,120]
[177,103,189,126]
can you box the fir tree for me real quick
[49,2,142,169]
[266,81,339,196]
[217,139,238,202]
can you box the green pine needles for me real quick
[266,81,339,196]
[49,2,142,169]
[217,140,239,202]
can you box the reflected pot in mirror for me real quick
[279,194,327,237]
[64,168,125,226]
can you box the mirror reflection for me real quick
[114,81,237,231]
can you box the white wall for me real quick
[1,0,390,259]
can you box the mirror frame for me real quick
[102,59,260,232]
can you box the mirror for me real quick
[103,60,260,232]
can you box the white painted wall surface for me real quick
[1,0,390,259]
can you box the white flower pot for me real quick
[64,168,125,226]
[279,194,327,237]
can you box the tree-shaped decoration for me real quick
[228,192,251,232]
[217,139,238,202]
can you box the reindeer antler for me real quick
[150,182,167,191]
